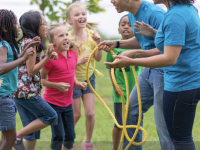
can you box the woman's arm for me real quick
[104,46,182,68]
[0,47,34,75]
[119,48,161,58]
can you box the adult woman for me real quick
[103,0,199,150]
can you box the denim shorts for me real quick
[14,95,58,140]
[48,103,75,150]
[0,94,16,131]
[73,73,95,99]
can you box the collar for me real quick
[134,0,144,17]
[55,50,71,59]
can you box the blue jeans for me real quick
[123,68,174,150]
[14,95,58,140]
[163,89,200,150]
[48,103,75,150]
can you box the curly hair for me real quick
[165,0,195,7]
[0,9,19,60]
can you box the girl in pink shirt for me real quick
[41,23,87,150]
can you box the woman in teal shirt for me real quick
[104,0,199,150]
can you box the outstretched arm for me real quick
[104,46,182,68]
[98,37,141,52]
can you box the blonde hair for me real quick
[47,23,80,53]
[65,1,98,30]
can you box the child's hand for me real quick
[75,82,87,90]
[92,32,101,44]
[46,44,54,58]
[79,54,93,64]
[56,82,70,93]
[114,85,123,97]
[50,52,58,60]
[22,47,35,61]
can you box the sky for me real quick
[1,0,200,38]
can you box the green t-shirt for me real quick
[106,48,143,103]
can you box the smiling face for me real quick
[118,15,133,40]
[110,0,129,13]
[51,26,70,52]
[69,6,87,28]
[38,15,47,38]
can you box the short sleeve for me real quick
[106,51,114,69]
[43,59,53,72]
[148,11,164,30]
[163,14,186,46]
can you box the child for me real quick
[66,1,102,149]
[41,23,87,150]
[105,15,143,150]
[0,9,35,150]
[13,11,58,150]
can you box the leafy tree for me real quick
[30,0,105,22]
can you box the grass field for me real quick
[9,52,200,149]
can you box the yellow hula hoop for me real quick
[86,47,147,150]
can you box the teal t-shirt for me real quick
[106,48,143,103]
[0,41,18,95]
[155,3,200,92]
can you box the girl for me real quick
[13,11,58,150]
[41,23,87,150]
[66,1,102,149]
[103,0,199,150]
[0,9,35,150]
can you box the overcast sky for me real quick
[1,0,200,38]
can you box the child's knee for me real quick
[85,112,95,119]
[74,113,81,120]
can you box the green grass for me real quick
[7,52,200,149]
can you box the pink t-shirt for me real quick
[43,50,78,107]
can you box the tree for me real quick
[30,0,105,22]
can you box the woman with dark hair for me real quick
[13,11,58,150]
[104,0,199,150]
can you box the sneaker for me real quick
[13,139,26,150]
[82,139,94,150]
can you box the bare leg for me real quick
[72,97,81,126]
[0,128,16,150]
[0,132,3,147]
[17,119,48,137]
[112,127,122,150]
[82,93,95,142]
[25,140,37,150]
[62,144,71,150]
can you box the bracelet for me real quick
[116,40,120,48]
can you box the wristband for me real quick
[116,40,120,48]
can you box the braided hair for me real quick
[165,0,195,7]
[18,11,46,53]
[0,9,19,60]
